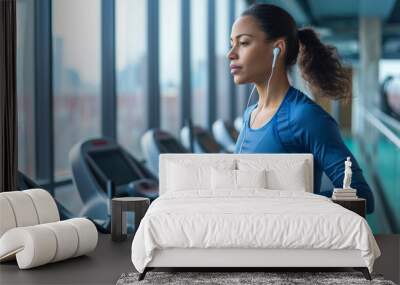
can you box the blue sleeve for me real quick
[234,105,254,154]
[292,103,375,214]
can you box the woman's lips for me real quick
[230,66,242,74]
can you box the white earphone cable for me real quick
[238,58,277,154]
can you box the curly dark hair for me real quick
[241,4,352,100]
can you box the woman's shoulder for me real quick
[276,87,342,150]
[287,87,338,129]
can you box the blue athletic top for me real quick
[235,86,374,214]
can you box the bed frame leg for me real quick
[354,267,371,280]
[138,268,148,281]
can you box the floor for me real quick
[374,234,400,284]
[1,234,399,285]
[0,234,134,285]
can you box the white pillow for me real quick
[211,168,267,190]
[237,159,308,192]
[167,160,236,192]
[266,162,307,191]
[167,162,210,191]
[211,168,236,190]
[237,169,267,189]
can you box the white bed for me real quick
[131,154,380,280]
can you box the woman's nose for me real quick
[227,47,238,60]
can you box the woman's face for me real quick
[227,16,274,85]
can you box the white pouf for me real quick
[0,189,98,269]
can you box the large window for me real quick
[16,0,36,178]
[190,0,208,127]
[235,0,249,117]
[160,0,181,137]
[52,0,102,179]
[116,0,147,159]
[216,0,231,121]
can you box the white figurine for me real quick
[342,156,352,190]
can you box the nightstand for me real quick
[331,198,366,218]
[111,197,150,242]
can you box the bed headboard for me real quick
[159,154,314,195]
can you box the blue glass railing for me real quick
[361,108,400,234]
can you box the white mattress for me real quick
[131,190,380,273]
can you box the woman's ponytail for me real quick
[297,28,352,100]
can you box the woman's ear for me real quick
[274,39,286,58]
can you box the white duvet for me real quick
[131,189,380,273]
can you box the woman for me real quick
[229,3,375,214]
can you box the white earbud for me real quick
[272,47,280,68]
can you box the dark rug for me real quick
[116,271,396,285]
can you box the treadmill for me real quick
[69,138,159,232]
[180,125,228,153]
[141,129,189,175]
[234,116,244,133]
[212,119,239,153]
